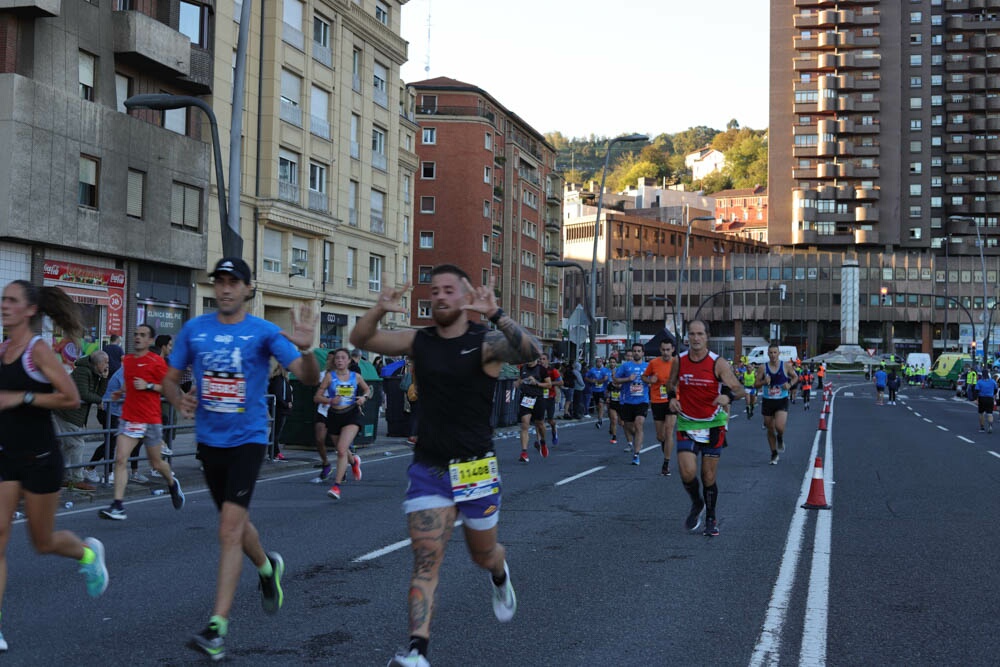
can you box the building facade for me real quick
[0,0,214,345]
[771,0,1000,254]
[407,77,562,342]
[714,186,769,243]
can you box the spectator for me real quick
[154,334,176,452]
[571,362,587,418]
[400,359,418,445]
[560,362,575,418]
[53,350,109,491]
[102,334,124,377]
[85,366,142,482]
[268,361,293,461]
[349,348,363,374]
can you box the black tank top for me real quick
[411,322,496,466]
[0,337,57,456]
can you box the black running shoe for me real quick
[190,621,226,661]
[703,517,720,537]
[259,552,285,614]
[770,451,780,465]
[776,434,785,453]
[684,500,705,533]
[661,460,671,477]
[169,478,185,510]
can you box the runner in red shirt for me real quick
[99,323,183,520]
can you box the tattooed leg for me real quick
[406,506,458,638]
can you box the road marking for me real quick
[914,412,921,417]
[937,425,949,432]
[354,520,463,563]
[924,418,933,423]
[843,392,854,397]
[958,436,975,443]
[555,466,605,486]
[987,450,1000,459]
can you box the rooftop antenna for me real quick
[424,0,431,74]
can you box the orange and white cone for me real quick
[818,412,828,431]
[802,457,831,510]
[823,401,831,414]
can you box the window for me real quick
[910,33,922,45]
[417,300,431,319]
[283,0,303,29]
[419,231,434,248]
[521,281,536,299]
[910,11,921,23]
[402,173,411,203]
[346,247,356,287]
[310,86,329,139]
[375,0,389,25]
[420,94,437,112]
[79,51,95,101]
[352,48,362,91]
[263,229,282,273]
[170,182,201,230]
[418,265,433,283]
[373,61,388,107]
[278,149,298,202]
[421,162,435,179]
[910,141,922,153]
[323,241,333,283]
[115,73,131,113]
[308,162,327,210]
[485,132,492,150]
[78,156,99,208]
[483,200,491,218]
[368,255,383,292]
[910,205,922,218]
[482,235,489,252]
[910,54,922,67]
[420,196,435,214]
[179,1,208,47]
[371,126,387,170]
[291,235,309,276]
[314,16,330,47]
[910,76,922,88]
[126,169,144,219]
[350,114,361,158]
[348,180,359,226]
[402,215,410,243]
[280,69,302,126]
[370,189,385,234]
[910,119,922,131]
[422,127,436,144]
[484,166,491,184]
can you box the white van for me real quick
[905,352,931,373]
[746,345,798,365]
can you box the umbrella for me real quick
[381,359,405,377]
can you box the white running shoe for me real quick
[387,649,430,667]
[490,561,517,622]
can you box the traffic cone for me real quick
[801,457,831,510]
[823,401,830,414]
[818,412,827,431]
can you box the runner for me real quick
[586,357,612,429]
[643,339,677,476]
[313,354,336,481]
[666,320,745,537]
[755,342,798,465]
[348,265,537,667]
[98,323,184,520]
[615,343,649,465]
[799,365,813,410]
[162,257,319,661]
[516,358,549,462]
[873,366,887,406]
[0,281,109,652]
[976,372,998,433]
[606,357,622,445]
[314,348,368,499]
[539,354,561,447]
[742,363,758,418]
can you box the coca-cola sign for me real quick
[43,260,126,288]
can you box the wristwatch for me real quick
[146,382,154,391]
[22,391,35,405]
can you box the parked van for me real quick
[926,353,972,389]
[906,353,931,372]
[746,345,798,365]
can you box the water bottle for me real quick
[151,489,166,496]
[13,511,25,520]
[64,502,74,509]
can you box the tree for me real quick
[727,119,740,130]
[699,171,734,194]
[725,133,768,189]
[671,126,720,157]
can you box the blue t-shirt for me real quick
[170,313,301,448]
[616,361,649,404]
[874,369,887,388]
[586,366,611,392]
[975,377,997,398]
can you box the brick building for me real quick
[714,185,769,243]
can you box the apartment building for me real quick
[771,0,1000,255]
[714,186,769,243]
[407,77,563,343]
[207,0,414,347]
[0,0,213,343]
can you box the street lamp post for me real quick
[125,94,244,258]
[545,260,592,366]
[590,133,648,366]
[950,216,990,357]
[673,205,716,341]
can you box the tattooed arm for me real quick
[482,315,543,366]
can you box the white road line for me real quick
[990,451,1000,460]
[640,444,660,454]
[843,392,854,397]
[913,412,921,417]
[937,425,949,432]
[555,466,605,486]
[800,406,835,667]
[353,519,463,563]
[924,418,933,423]
[958,436,975,444]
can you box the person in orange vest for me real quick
[816,362,826,390]
[800,366,813,410]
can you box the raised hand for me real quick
[283,302,319,350]
[376,274,411,315]
[460,275,498,316]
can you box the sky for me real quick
[400,0,770,140]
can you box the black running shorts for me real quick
[197,443,266,510]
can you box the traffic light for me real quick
[880,286,890,306]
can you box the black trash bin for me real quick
[383,376,410,437]
[353,358,382,447]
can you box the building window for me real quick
[280,70,302,126]
[372,126,387,170]
[910,119,922,130]
[910,97,922,110]
[263,229,282,273]
[418,265,433,283]
[179,1,208,47]
[375,0,389,25]
[422,127,436,144]
[485,132,492,150]
[162,92,187,135]
[403,215,410,243]
[420,196,435,214]
[346,247,357,287]
[308,162,327,211]
[910,141,922,153]
[126,169,145,219]
[79,51,95,101]
[350,113,361,158]
[310,86,330,139]
[421,162,436,179]
[278,149,299,202]
[373,61,388,107]
[910,227,922,240]
[314,16,330,47]
[910,54,922,66]
[352,48,362,91]
[170,182,201,231]
[349,180,359,226]
[910,205,922,218]
[910,184,922,196]
[484,166,491,184]
[483,200,491,217]
[115,73,131,113]
[370,189,386,234]
[78,156,99,208]
[419,231,434,248]
[482,235,489,252]
[369,255,383,292]
[417,300,431,318]
[323,241,333,284]
[291,236,309,276]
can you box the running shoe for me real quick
[274,452,287,461]
[169,478,185,510]
[703,517,720,537]
[190,620,226,662]
[770,451,780,465]
[80,537,109,597]
[631,454,640,466]
[83,468,101,484]
[552,434,558,446]
[595,419,601,429]
[540,442,549,458]
[129,471,149,484]
[259,551,285,614]
[99,506,127,521]
[624,442,633,453]
[319,464,333,481]
[0,629,7,651]
[160,445,173,456]
[327,484,341,500]
[351,455,362,481]
[490,561,517,622]
[777,435,785,453]
[661,460,671,477]
[610,436,617,445]
[684,500,705,533]
[518,451,529,463]
[387,649,430,667]
[533,440,540,453]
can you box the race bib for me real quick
[689,428,711,444]
[449,455,500,502]
[630,382,644,396]
[336,384,354,397]
[658,385,668,399]
[202,371,246,413]
[610,390,620,401]
[768,386,783,398]
[520,396,537,408]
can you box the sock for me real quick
[409,636,429,658]
[491,567,507,587]
[683,478,701,504]
[704,483,718,519]
[112,499,124,510]
[79,546,95,565]
[258,558,274,578]
[209,615,228,637]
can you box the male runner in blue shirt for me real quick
[586,357,612,428]
[615,342,649,465]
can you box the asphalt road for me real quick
[3,374,998,666]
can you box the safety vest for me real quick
[968,370,978,384]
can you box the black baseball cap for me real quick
[209,257,253,284]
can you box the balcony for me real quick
[310,115,330,140]
[493,185,504,200]
[370,213,385,235]
[491,251,503,265]
[2,0,59,17]
[313,43,332,68]
[416,105,496,124]
[112,10,190,78]
[545,217,560,232]
[544,270,559,287]
[282,22,305,51]
[544,300,559,314]
[855,187,880,200]
[372,152,387,172]
[278,181,299,204]
[542,329,562,341]
[308,190,328,212]
[546,189,560,204]
[855,207,878,223]
[280,99,302,127]
[374,87,388,108]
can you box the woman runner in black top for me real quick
[0,280,109,653]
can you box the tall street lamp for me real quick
[545,260,592,366]
[673,205,716,341]
[125,94,243,258]
[950,215,989,357]
[590,133,648,365]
